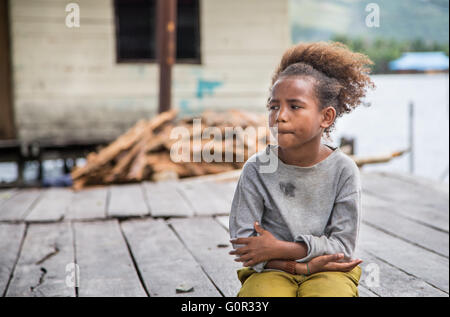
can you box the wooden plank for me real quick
[0,223,26,296]
[107,184,149,218]
[0,0,15,139]
[25,188,74,222]
[215,216,230,231]
[367,172,449,211]
[6,222,75,297]
[169,217,241,297]
[362,194,449,257]
[66,186,108,220]
[207,180,237,214]
[143,180,194,217]
[183,179,237,214]
[361,172,449,232]
[0,189,41,221]
[0,188,17,206]
[358,285,379,297]
[358,223,449,293]
[73,220,146,297]
[355,249,447,297]
[178,181,231,216]
[382,171,449,195]
[121,218,220,297]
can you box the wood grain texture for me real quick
[121,218,220,296]
[0,223,26,296]
[0,188,17,206]
[169,217,241,297]
[362,194,449,257]
[361,172,449,232]
[0,189,41,221]
[143,180,194,217]
[25,188,74,222]
[66,187,108,220]
[108,184,149,217]
[358,223,449,293]
[5,222,75,297]
[73,220,146,297]
[178,181,231,216]
[355,249,447,297]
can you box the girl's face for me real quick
[268,76,328,149]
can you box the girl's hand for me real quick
[229,222,280,267]
[308,253,362,274]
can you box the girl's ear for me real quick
[320,106,336,129]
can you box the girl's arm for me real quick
[293,170,362,263]
[265,260,308,274]
[266,254,362,275]
[231,222,309,266]
[229,164,267,272]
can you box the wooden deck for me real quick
[0,171,448,297]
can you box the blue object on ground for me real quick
[42,174,73,187]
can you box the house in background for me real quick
[389,52,449,74]
[0,0,291,143]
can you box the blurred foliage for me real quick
[331,34,450,74]
[290,0,449,45]
[289,0,449,73]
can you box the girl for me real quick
[229,41,375,297]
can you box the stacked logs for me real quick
[71,109,270,190]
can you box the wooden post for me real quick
[0,0,16,140]
[157,0,177,113]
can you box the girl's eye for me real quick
[291,105,301,109]
[269,105,279,110]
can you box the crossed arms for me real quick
[230,222,362,274]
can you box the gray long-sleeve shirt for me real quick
[229,144,362,272]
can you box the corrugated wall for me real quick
[10,0,290,141]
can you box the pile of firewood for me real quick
[71,109,270,190]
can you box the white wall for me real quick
[10,0,290,141]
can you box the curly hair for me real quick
[270,41,375,139]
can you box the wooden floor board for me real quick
[66,187,108,220]
[0,223,26,296]
[362,194,449,257]
[121,218,220,296]
[358,223,449,293]
[178,181,231,216]
[73,220,146,297]
[0,188,18,206]
[0,189,41,221]
[25,188,73,222]
[169,217,242,297]
[5,222,75,297]
[0,171,447,297]
[362,173,449,232]
[108,184,149,218]
[355,249,448,297]
[143,181,194,217]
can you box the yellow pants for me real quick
[236,265,362,297]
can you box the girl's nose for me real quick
[276,106,289,123]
